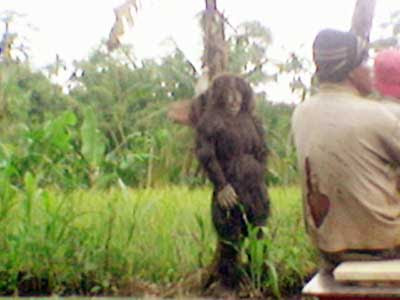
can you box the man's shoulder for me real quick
[292,95,322,118]
[292,92,381,126]
[295,90,381,111]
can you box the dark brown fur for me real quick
[194,74,270,288]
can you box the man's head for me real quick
[313,29,368,83]
[374,49,400,99]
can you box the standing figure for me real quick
[194,74,270,289]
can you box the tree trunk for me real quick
[167,0,228,126]
[167,0,228,127]
[350,0,376,41]
[205,0,217,10]
[201,0,227,81]
[0,20,13,61]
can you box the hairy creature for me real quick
[195,74,270,289]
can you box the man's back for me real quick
[292,83,400,253]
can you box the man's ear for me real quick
[349,64,373,96]
[167,100,193,126]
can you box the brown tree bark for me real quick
[201,0,227,81]
[350,0,376,41]
[167,0,228,126]
[205,0,217,10]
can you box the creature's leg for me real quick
[215,237,242,288]
[209,196,244,289]
[238,186,270,280]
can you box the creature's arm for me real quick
[167,91,209,127]
[253,118,269,166]
[195,128,238,208]
[195,129,227,189]
[167,100,192,126]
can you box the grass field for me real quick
[0,184,318,297]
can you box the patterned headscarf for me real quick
[374,49,400,99]
[313,29,368,82]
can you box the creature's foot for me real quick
[203,279,239,300]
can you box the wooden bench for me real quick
[302,260,400,299]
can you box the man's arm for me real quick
[379,106,400,163]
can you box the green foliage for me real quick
[0,20,300,190]
[17,110,82,188]
[68,45,198,187]
[81,107,106,171]
[372,9,400,50]
[228,21,273,85]
[255,100,297,185]
[242,226,270,295]
[0,184,316,296]
[0,15,321,298]
[0,63,70,127]
[0,46,200,189]
[240,186,316,298]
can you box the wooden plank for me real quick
[334,260,400,284]
[302,271,400,297]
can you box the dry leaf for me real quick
[107,0,139,51]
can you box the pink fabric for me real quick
[374,49,400,99]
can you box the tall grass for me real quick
[260,187,317,297]
[0,181,317,296]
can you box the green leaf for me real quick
[62,111,78,126]
[81,107,106,167]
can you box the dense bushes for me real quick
[0,48,297,190]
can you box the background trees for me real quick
[0,0,397,190]
[0,5,304,190]
[0,0,399,297]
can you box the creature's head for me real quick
[209,74,254,115]
[169,74,255,127]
